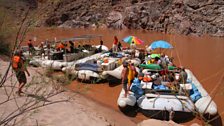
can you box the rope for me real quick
[173,41,182,66]
[169,110,174,120]
[174,95,185,111]
[200,68,224,83]
[170,34,175,57]
[203,72,224,114]
[152,94,160,108]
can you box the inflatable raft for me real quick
[117,69,217,121]
[62,53,103,73]
[117,89,137,112]
[185,69,217,116]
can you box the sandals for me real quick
[15,91,24,96]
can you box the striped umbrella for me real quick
[123,36,144,45]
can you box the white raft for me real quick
[94,45,109,51]
[102,58,141,79]
[76,70,100,81]
[117,69,218,119]
[30,57,71,70]
[186,69,217,116]
[117,89,136,108]
[62,53,103,73]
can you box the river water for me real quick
[26,28,224,125]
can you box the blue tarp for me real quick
[76,63,100,72]
[190,83,202,102]
[153,84,169,90]
[130,78,144,98]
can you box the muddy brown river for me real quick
[25,28,224,125]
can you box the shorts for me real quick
[122,79,128,91]
[15,71,27,84]
[112,44,117,51]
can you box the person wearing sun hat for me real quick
[178,66,188,84]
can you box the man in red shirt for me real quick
[112,36,118,52]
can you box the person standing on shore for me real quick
[178,66,188,84]
[130,41,136,58]
[121,61,129,97]
[69,41,75,53]
[112,36,118,52]
[99,40,104,52]
[39,42,45,58]
[12,50,30,96]
[118,41,122,51]
[27,39,35,56]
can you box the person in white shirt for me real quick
[130,41,136,58]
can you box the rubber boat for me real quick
[102,57,142,79]
[62,53,103,73]
[74,56,120,81]
[117,69,217,121]
[94,45,109,52]
[27,34,106,70]
[62,52,121,81]
[72,51,140,81]
[29,50,101,71]
[117,89,137,112]
[185,69,217,116]
[102,58,141,85]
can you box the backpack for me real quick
[12,56,21,69]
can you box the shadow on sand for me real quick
[25,93,50,102]
[107,76,121,87]
[119,104,139,117]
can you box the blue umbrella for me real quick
[150,40,173,49]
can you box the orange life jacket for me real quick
[143,76,152,82]
[103,58,109,63]
[57,43,65,49]
[12,56,21,69]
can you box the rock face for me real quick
[4,0,224,37]
[107,11,125,29]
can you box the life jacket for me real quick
[12,56,21,69]
[143,76,152,82]
[113,37,118,45]
[128,65,135,85]
[103,58,109,63]
[117,59,122,65]
[57,43,65,49]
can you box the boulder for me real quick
[106,11,124,29]
[178,20,192,35]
